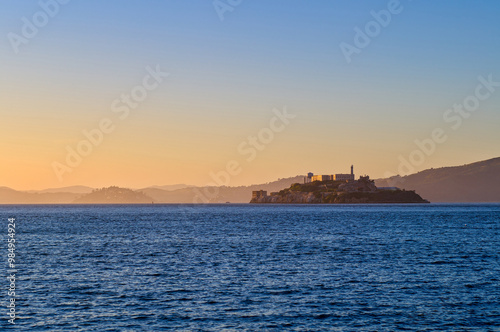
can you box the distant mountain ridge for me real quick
[1,157,499,203]
[375,157,500,202]
[73,187,153,204]
[0,187,79,204]
[0,176,304,204]
[32,185,94,194]
[138,184,196,192]
[138,176,306,203]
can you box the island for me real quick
[73,186,154,204]
[250,175,429,204]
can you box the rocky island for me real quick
[250,176,429,204]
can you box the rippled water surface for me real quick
[1,204,499,331]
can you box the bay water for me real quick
[1,204,499,331]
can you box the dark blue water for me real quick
[1,204,499,331]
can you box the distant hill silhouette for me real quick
[73,187,153,204]
[0,186,79,204]
[375,157,500,202]
[138,176,306,203]
[1,158,498,204]
[0,177,303,204]
[73,187,154,204]
[139,184,195,191]
[33,185,94,194]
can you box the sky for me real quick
[1,0,499,190]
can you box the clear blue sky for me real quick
[1,1,500,189]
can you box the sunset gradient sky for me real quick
[1,1,500,190]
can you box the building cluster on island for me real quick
[253,165,396,199]
[251,165,426,204]
[306,165,356,183]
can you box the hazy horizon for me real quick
[2,154,498,193]
[2,1,499,191]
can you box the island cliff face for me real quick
[250,177,429,204]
